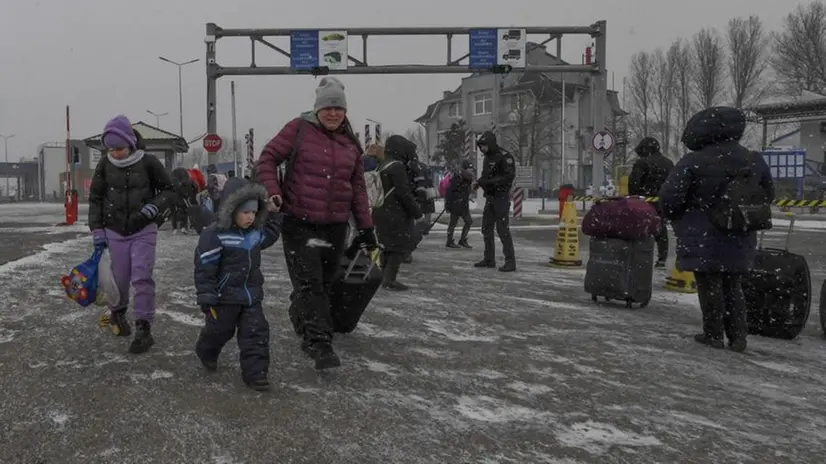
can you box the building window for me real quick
[448,102,460,118]
[473,93,492,115]
[436,130,448,144]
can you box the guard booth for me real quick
[84,121,189,173]
[614,164,633,196]
[0,161,39,201]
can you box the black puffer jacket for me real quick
[194,178,282,307]
[88,151,176,236]
[476,131,515,198]
[372,135,423,253]
[628,137,674,198]
[171,167,197,205]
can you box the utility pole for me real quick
[146,110,169,128]
[159,56,199,138]
[0,133,14,198]
[231,81,239,174]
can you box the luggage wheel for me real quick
[625,299,633,309]
[639,300,650,308]
[591,294,597,302]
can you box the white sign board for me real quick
[497,28,526,68]
[319,31,348,70]
[592,130,615,153]
[90,149,103,166]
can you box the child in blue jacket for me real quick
[193,177,281,391]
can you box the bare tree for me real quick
[671,38,695,141]
[650,48,677,157]
[727,15,770,107]
[627,51,654,136]
[498,75,560,166]
[772,2,826,95]
[692,28,727,108]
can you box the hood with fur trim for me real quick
[216,178,270,231]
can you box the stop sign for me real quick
[203,134,223,153]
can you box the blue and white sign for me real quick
[469,28,527,69]
[762,149,806,179]
[290,30,348,71]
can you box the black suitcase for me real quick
[329,248,383,333]
[584,236,654,309]
[743,217,811,340]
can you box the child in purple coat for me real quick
[88,115,175,354]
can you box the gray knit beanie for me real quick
[314,77,347,112]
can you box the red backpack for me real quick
[439,173,453,197]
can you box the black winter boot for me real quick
[302,340,341,370]
[108,310,132,337]
[458,238,472,249]
[446,238,461,249]
[693,333,724,349]
[499,261,516,272]
[245,378,270,391]
[129,320,155,354]
[382,253,409,291]
[474,260,495,268]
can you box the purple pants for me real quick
[104,224,158,322]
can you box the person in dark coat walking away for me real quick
[170,167,197,234]
[88,115,176,354]
[472,131,516,272]
[373,135,424,290]
[628,136,674,267]
[445,159,474,249]
[402,157,436,263]
[194,177,281,391]
[659,107,774,353]
[256,77,377,370]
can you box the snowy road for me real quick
[1,204,826,463]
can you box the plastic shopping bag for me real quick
[60,247,104,307]
[95,248,120,307]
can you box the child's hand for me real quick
[267,195,282,212]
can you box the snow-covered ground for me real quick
[1,226,825,462]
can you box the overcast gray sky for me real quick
[0,0,791,159]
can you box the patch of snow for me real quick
[363,360,400,376]
[556,420,662,454]
[0,237,86,275]
[47,410,70,427]
[157,309,204,327]
[505,381,553,395]
[749,360,801,374]
[454,395,551,423]
[422,319,499,343]
[129,370,174,382]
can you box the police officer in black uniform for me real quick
[472,131,516,272]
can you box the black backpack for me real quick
[708,167,772,233]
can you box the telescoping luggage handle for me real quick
[759,213,794,252]
[344,248,379,281]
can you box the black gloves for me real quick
[353,227,379,251]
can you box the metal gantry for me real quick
[204,22,609,186]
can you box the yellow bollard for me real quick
[549,200,583,267]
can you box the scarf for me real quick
[108,149,145,168]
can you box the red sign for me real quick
[203,134,223,153]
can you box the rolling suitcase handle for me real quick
[759,212,794,252]
[344,248,380,281]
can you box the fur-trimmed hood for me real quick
[216,178,270,231]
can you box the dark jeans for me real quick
[447,210,472,241]
[694,272,748,343]
[481,196,515,263]
[282,215,348,345]
[655,220,668,262]
[195,303,270,382]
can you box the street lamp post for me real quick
[158,56,199,138]
[146,110,169,128]
[0,133,14,198]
